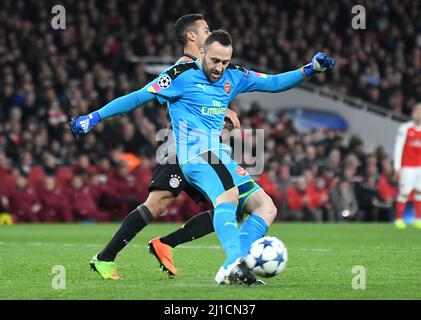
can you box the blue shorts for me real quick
[237,182,262,218]
[181,150,257,210]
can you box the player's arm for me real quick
[68,87,155,138]
[69,73,184,138]
[393,124,407,173]
[225,108,240,129]
[235,52,335,94]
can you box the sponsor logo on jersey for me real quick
[409,139,421,147]
[201,106,225,115]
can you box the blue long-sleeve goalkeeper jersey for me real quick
[97,60,305,164]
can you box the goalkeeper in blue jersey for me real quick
[70,30,335,285]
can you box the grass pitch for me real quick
[0,223,420,300]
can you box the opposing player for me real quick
[70,30,334,284]
[393,103,421,229]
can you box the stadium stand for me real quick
[1,0,416,223]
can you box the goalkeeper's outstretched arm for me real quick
[69,87,155,138]
[235,52,335,94]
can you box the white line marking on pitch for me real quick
[0,241,420,253]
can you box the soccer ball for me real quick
[245,236,288,277]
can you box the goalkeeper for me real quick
[70,30,334,284]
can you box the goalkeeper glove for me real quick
[69,111,101,138]
[303,52,335,77]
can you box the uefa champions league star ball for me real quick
[245,236,288,278]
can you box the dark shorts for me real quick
[148,161,206,204]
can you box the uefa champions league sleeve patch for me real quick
[147,75,172,93]
[158,75,172,89]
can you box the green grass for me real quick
[0,223,420,300]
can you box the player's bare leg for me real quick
[143,190,178,218]
[242,189,277,226]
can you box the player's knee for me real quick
[244,191,277,224]
[255,197,277,225]
[144,190,176,217]
[215,188,239,207]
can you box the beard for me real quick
[202,59,222,83]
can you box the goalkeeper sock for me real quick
[160,210,214,248]
[213,202,242,269]
[98,205,153,261]
[239,214,268,256]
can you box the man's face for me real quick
[194,19,211,50]
[44,176,56,191]
[202,42,232,82]
[297,177,307,192]
[16,176,27,189]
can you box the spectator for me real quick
[7,174,42,223]
[38,175,73,222]
[309,177,334,222]
[330,179,360,221]
[355,173,379,221]
[285,176,311,221]
[294,144,318,175]
[375,159,398,221]
[104,162,139,218]
[67,175,111,223]
[0,188,11,224]
[0,0,419,223]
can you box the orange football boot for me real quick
[148,237,177,276]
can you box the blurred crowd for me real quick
[0,0,414,223]
[0,100,400,223]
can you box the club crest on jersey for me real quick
[236,166,247,176]
[224,81,231,95]
[169,174,181,189]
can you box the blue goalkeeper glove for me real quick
[69,111,101,138]
[303,52,335,77]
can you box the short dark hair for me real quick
[174,14,204,46]
[204,30,232,49]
